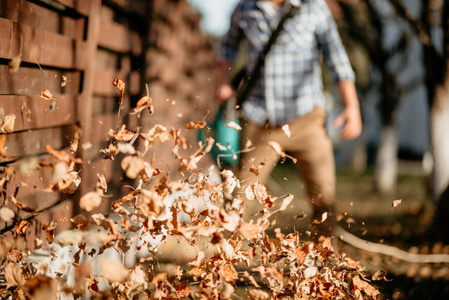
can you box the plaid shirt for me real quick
[219,0,355,126]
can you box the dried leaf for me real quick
[0,207,15,222]
[0,114,16,134]
[137,95,152,107]
[51,161,68,183]
[45,145,83,164]
[56,230,84,246]
[79,191,102,212]
[279,194,294,211]
[17,155,39,175]
[392,199,402,208]
[124,265,148,293]
[247,289,270,300]
[246,181,268,203]
[220,210,240,232]
[295,242,311,265]
[185,120,207,129]
[221,170,239,195]
[16,220,28,235]
[268,141,297,163]
[117,142,136,154]
[0,134,7,158]
[352,275,381,298]
[112,78,125,109]
[304,266,317,279]
[70,124,82,153]
[8,55,21,73]
[239,222,260,240]
[226,121,242,131]
[99,259,129,283]
[60,171,81,194]
[138,189,166,219]
[61,75,70,87]
[219,264,238,283]
[35,238,43,249]
[121,156,145,179]
[282,124,291,137]
[321,212,328,223]
[132,95,154,116]
[109,124,135,141]
[96,173,107,193]
[5,262,26,287]
[216,143,228,151]
[7,250,23,263]
[40,89,53,101]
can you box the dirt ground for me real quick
[264,161,449,299]
[154,160,449,299]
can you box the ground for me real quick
[264,161,449,299]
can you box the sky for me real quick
[187,0,240,37]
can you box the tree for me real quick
[336,0,449,239]
[422,0,449,241]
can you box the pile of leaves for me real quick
[0,79,383,299]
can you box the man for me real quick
[217,0,362,241]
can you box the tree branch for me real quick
[386,0,432,47]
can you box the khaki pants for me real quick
[238,107,335,240]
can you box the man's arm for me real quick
[332,80,362,140]
[314,0,362,140]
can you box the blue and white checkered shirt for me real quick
[219,0,355,126]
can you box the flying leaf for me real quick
[226,121,242,131]
[268,141,297,163]
[0,207,15,222]
[136,95,152,107]
[99,260,129,283]
[5,262,26,287]
[0,134,7,158]
[0,114,16,134]
[216,143,228,151]
[304,266,317,279]
[79,191,102,212]
[8,55,21,73]
[112,77,125,109]
[16,220,28,235]
[219,264,238,283]
[392,199,402,208]
[61,75,70,87]
[279,194,294,211]
[185,121,207,129]
[121,156,145,179]
[40,89,53,101]
[282,124,291,137]
[109,124,134,141]
[239,222,260,240]
[138,189,166,219]
[352,275,381,298]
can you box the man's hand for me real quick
[332,105,362,140]
[333,80,362,140]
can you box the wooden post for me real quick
[76,0,101,215]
